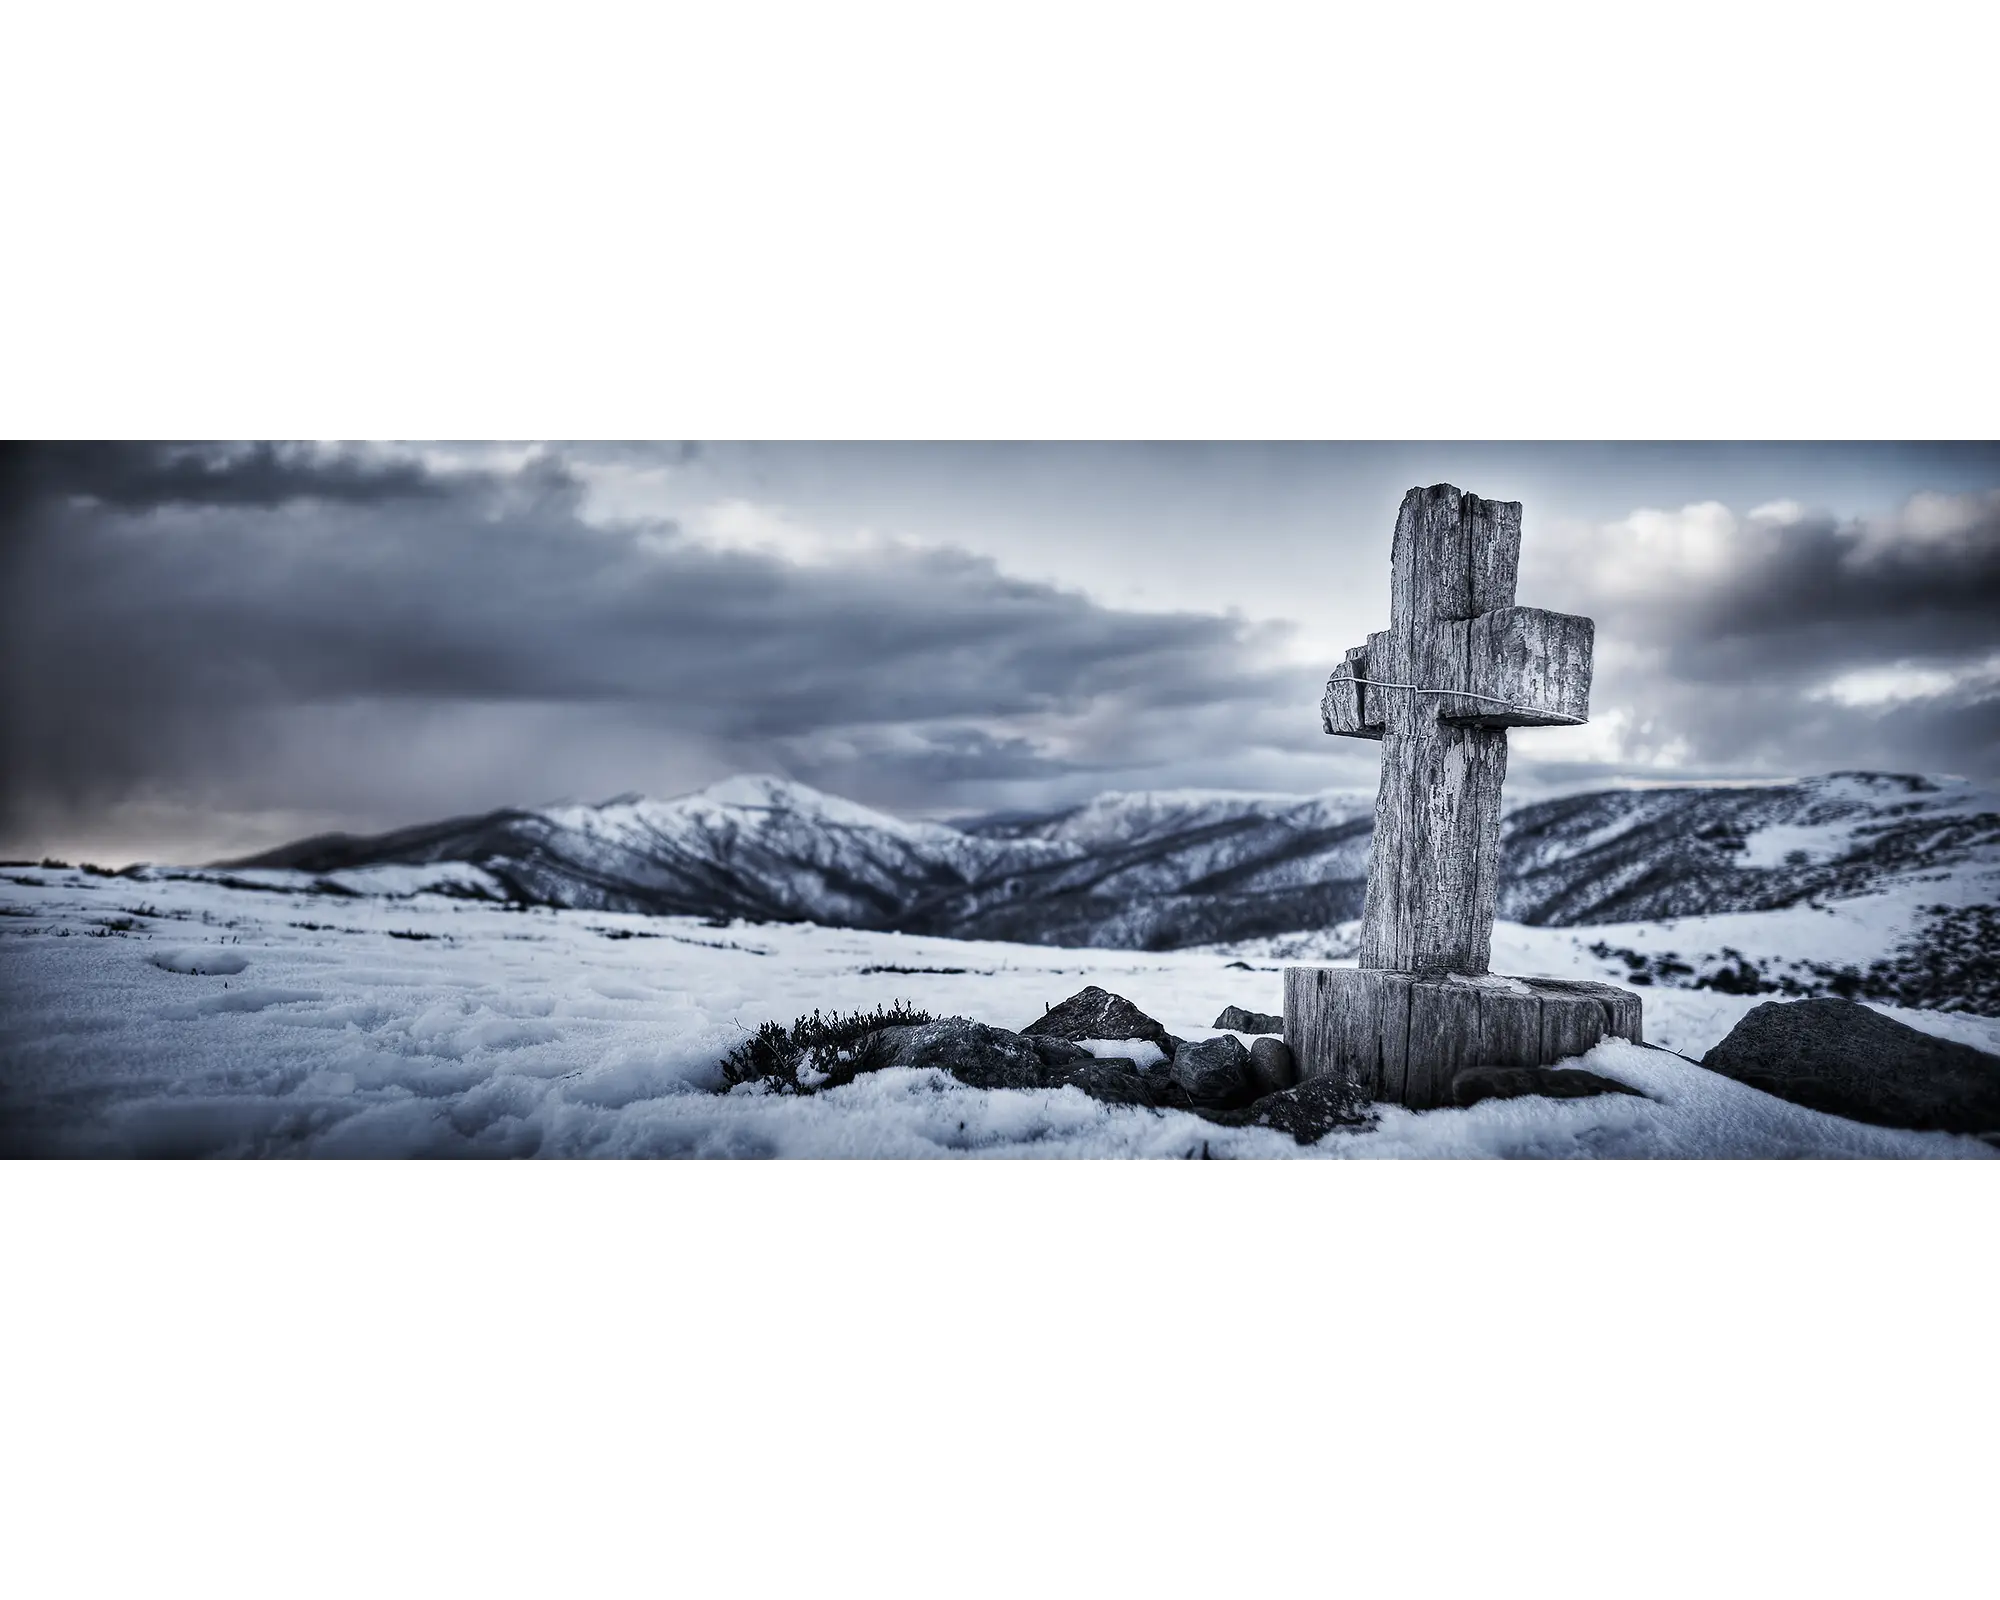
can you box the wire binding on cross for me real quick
[1342,676,1586,726]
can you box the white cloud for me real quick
[1843,487,2000,566]
[1512,704,1689,770]
[1814,663,1960,708]
[1532,501,1770,606]
[678,498,923,567]
[1813,655,2000,709]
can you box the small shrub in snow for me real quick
[719,1002,936,1093]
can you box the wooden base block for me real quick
[1283,967,1644,1110]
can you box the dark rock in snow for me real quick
[1700,997,2000,1137]
[861,1017,1185,1110]
[1057,1058,1158,1106]
[1023,986,1182,1055]
[867,1016,1179,1107]
[1200,1075,1374,1144]
[1026,1034,1095,1072]
[1451,1064,1643,1108]
[872,1017,1086,1091]
[1213,1006,1284,1035]
[1172,1033,1257,1109]
[1247,1036,1298,1096]
[1135,1051,1185,1104]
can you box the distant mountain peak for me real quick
[684,772,817,807]
[218,769,1998,956]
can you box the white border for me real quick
[4,4,1993,439]
[4,4,1995,1595]
[8,1163,1997,1597]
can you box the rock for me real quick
[1247,1036,1298,1095]
[871,1017,1084,1091]
[1023,986,1182,1056]
[1026,1034,1095,1072]
[866,1019,1178,1108]
[1213,1005,1284,1035]
[1451,1064,1642,1108]
[1134,1050,1184,1103]
[1171,1034,1257,1109]
[1700,997,2000,1137]
[1200,1008,1280,1032]
[1200,1075,1374,1144]
[1057,1058,1158,1107]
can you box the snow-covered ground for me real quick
[2,866,1995,1158]
[1218,874,1995,1006]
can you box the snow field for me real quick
[2,867,1995,1158]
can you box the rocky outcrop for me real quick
[870,1018,1090,1091]
[1171,1034,1258,1109]
[1213,1006,1284,1035]
[1053,1058,1159,1106]
[715,986,1383,1143]
[1247,1037,1298,1096]
[1198,1075,1374,1144]
[1021,986,1182,1056]
[1700,998,2000,1137]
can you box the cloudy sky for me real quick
[3,440,1997,864]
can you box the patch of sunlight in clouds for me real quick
[1815,657,1999,709]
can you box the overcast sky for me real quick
[3,440,1997,864]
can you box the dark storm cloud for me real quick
[1523,493,2000,778]
[1666,503,1995,680]
[0,443,1299,851]
[0,440,450,514]
[6,442,2000,861]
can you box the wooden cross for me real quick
[1321,484,1593,976]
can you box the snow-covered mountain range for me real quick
[213,771,2000,963]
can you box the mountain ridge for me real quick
[218,769,2000,953]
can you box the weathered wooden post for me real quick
[1287,484,1642,1109]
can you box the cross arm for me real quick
[1323,608,1593,737]
[1322,642,1384,740]
[1439,606,1593,728]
